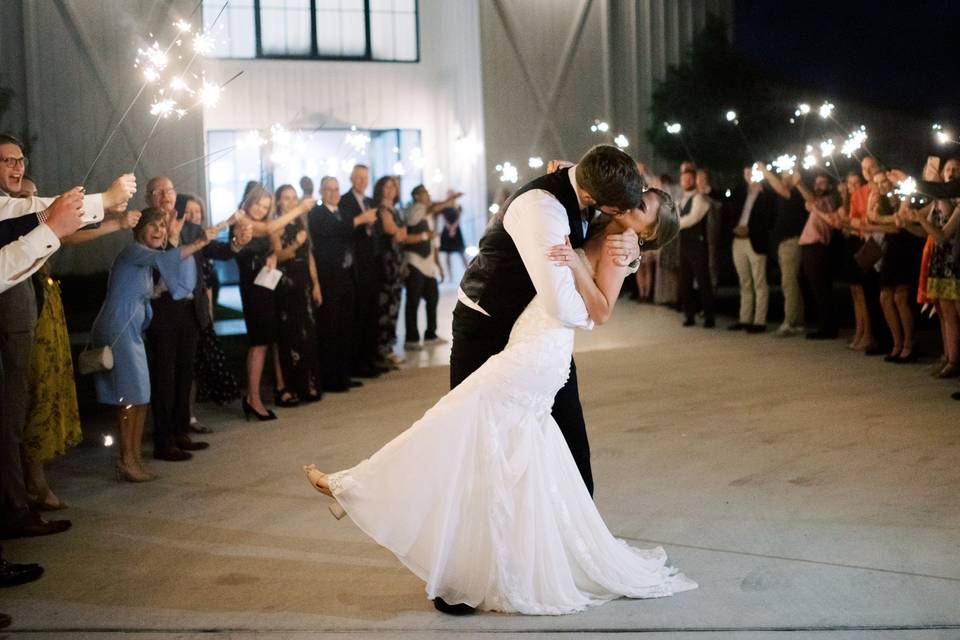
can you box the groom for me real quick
[452,144,658,486]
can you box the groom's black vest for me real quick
[459,168,586,326]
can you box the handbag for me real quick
[78,308,138,375]
[854,237,883,272]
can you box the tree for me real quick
[647,14,802,177]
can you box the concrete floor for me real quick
[3,295,959,639]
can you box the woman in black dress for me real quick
[373,176,406,364]
[233,186,315,420]
[439,200,468,276]
[181,195,240,415]
[869,171,925,363]
[272,184,322,405]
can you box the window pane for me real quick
[259,0,312,55]
[370,0,418,61]
[316,3,367,57]
[204,1,256,58]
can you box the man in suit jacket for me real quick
[309,176,375,391]
[724,166,774,332]
[338,164,383,377]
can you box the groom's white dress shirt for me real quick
[458,166,594,330]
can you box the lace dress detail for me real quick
[325,249,696,614]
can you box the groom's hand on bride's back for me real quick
[604,228,640,266]
[547,159,574,173]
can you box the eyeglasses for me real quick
[0,156,27,169]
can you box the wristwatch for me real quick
[626,256,642,273]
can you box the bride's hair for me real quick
[641,187,680,251]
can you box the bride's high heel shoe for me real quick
[302,464,346,520]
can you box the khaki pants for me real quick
[732,237,768,325]
[777,237,804,327]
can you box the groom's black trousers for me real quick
[449,302,594,496]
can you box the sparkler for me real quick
[750,163,763,184]
[772,154,797,175]
[725,110,737,122]
[496,162,519,184]
[528,156,544,169]
[613,134,629,149]
[819,138,835,157]
[796,103,811,116]
[895,177,917,198]
[933,124,957,145]
[818,102,835,119]
[840,126,868,158]
[664,122,682,134]
[802,145,818,170]
[488,203,501,214]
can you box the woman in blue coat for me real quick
[91,208,215,482]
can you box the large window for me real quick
[202,0,419,62]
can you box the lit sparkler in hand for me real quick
[818,102,835,119]
[750,163,764,184]
[772,154,797,175]
[841,126,868,157]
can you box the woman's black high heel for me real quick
[274,388,300,407]
[242,396,277,422]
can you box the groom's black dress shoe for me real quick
[433,597,476,615]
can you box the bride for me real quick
[303,187,696,615]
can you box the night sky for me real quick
[734,0,960,119]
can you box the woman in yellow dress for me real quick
[18,178,140,508]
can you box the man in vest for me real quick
[677,167,716,328]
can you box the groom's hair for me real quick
[576,145,644,211]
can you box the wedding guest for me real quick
[91,208,215,481]
[374,175,407,363]
[404,185,458,349]
[726,166,773,332]
[654,172,681,306]
[798,173,842,339]
[299,175,315,200]
[341,164,382,378]
[763,166,807,337]
[309,177,372,392]
[233,186,314,419]
[438,195,468,277]
[272,184,322,404]
[906,158,960,377]
[869,171,925,363]
[19,178,140,509]
[143,178,210,461]
[1,135,134,538]
[179,195,243,428]
[696,169,723,291]
[677,167,714,327]
[839,169,874,349]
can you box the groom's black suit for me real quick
[451,168,595,495]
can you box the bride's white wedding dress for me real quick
[327,251,696,614]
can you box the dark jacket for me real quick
[308,203,355,295]
[724,183,774,256]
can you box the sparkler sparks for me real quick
[528,156,544,169]
[193,31,215,55]
[613,134,629,149]
[895,177,917,198]
[725,110,737,122]
[818,102,835,119]
[841,126,868,158]
[198,79,222,107]
[820,138,836,157]
[772,154,797,175]
[665,122,682,134]
[797,103,811,116]
[149,98,177,117]
[750,163,764,184]
[497,161,519,184]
